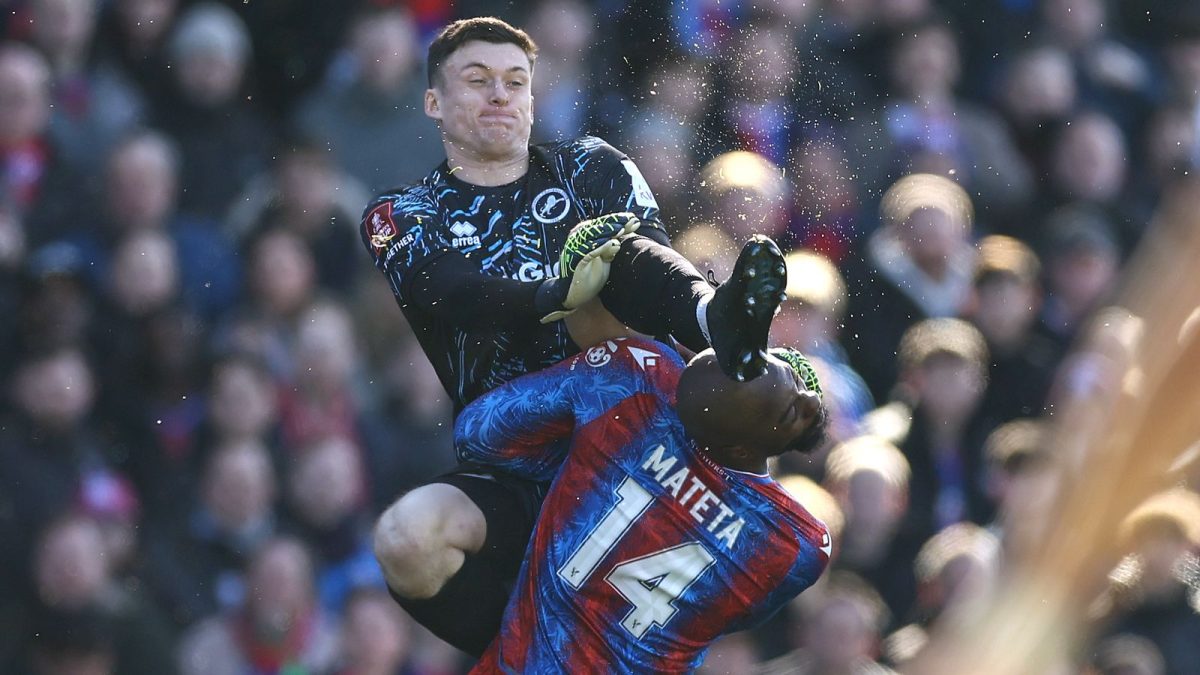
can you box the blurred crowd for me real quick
[1,0,1199,673]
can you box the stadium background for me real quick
[1,0,1199,673]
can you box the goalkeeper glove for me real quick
[536,212,641,323]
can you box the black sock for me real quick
[601,234,714,351]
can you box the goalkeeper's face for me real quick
[426,40,533,161]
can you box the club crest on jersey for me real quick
[532,188,570,224]
[366,203,397,251]
[585,345,611,368]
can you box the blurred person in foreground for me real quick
[365,16,796,657]
[453,299,831,672]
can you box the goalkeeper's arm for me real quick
[403,213,640,329]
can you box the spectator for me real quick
[0,347,120,609]
[774,249,874,441]
[282,435,384,614]
[980,419,1057,561]
[889,522,1000,648]
[216,223,319,381]
[155,2,271,220]
[143,438,279,629]
[695,150,789,243]
[963,235,1060,425]
[62,129,240,319]
[1096,488,1200,675]
[759,571,896,674]
[525,0,595,142]
[845,20,1033,225]
[19,513,177,674]
[786,133,864,261]
[823,435,919,626]
[294,6,441,193]
[1036,0,1156,136]
[995,45,1078,180]
[624,54,713,226]
[1035,204,1122,353]
[26,0,146,177]
[177,536,339,675]
[1044,111,1136,247]
[0,42,79,245]
[226,136,369,297]
[334,587,421,675]
[862,319,993,542]
[93,0,180,109]
[843,173,977,401]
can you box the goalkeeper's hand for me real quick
[536,213,641,323]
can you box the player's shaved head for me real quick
[677,350,826,466]
[676,351,751,448]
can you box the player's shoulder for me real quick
[762,480,834,560]
[535,135,628,164]
[574,337,685,375]
[363,177,439,222]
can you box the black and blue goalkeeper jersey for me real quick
[361,136,664,411]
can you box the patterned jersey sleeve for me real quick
[567,137,667,237]
[455,338,685,482]
[360,185,446,303]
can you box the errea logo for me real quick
[449,221,476,238]
[449,221,481,248]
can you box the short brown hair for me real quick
[426,17,538,88]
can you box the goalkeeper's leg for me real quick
[600,233,787,381]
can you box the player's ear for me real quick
[425,88,442,121]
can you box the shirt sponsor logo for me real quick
[532,188,571,224]
[515,260,560,282]
[366,203,398,252]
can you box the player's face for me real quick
[426,41,533,161]
[736,356,822,457]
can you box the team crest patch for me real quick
[585,345,611,368]
[532,188,570,224]
[366,203,397,251]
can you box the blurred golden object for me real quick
[908,178,1200,674]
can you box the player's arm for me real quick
[455,339,673,481]
[362,196,636,327]
[571,137,671,247]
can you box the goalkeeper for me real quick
[362,17,788,656]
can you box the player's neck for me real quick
[443,144,529,187]
[701,444,769,475]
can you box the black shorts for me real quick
[429,463,549,578]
